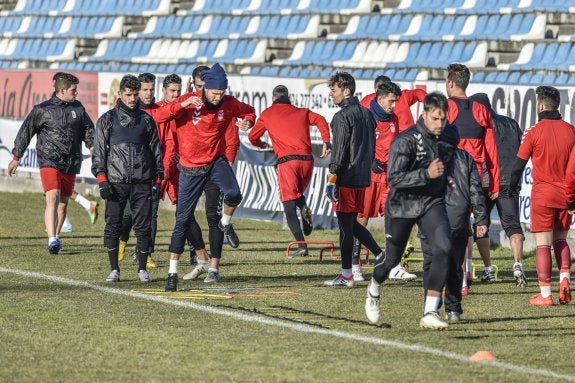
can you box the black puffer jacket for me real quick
[385,119,459,219]
[329,96,376,188]
[445,148,488,237]
[12,95,94,174]
[492,112,522,186]
[92,101,163,184]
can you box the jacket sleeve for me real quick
[82,107,95,149]
[468,152,488,226]
[147,101,186,124]
[231,98,256,125]
[147,117,164,180]
[11,107,43,158]
[565,146,575,208]
[308,110,330,143]
[402,88,427,105]
[387,136,431,188]
[224,118,240,164]
[91,113,112,179]
[475,104,500,193]
[328,112,351,176]
[248,113,267,148]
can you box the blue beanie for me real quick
[201,63,228,90]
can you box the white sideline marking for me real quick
[2,267,575,382]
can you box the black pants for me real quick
[104,183,151,271]
[482,185,524,239]
[422,235,468,314]
[373,204,451,291]
[336,211,382,270]
[120,195,160,252]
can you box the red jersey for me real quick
[518,117,575,208]
[565,145,575,204]
[447,97,500,193]
[360,88,426,132]
[248,102,330,159]
[174,93,255,168]
[373,113,399,167]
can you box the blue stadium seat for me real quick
[472,71,485,82]
[61,0,169,16]
[506,71,520,83]
[8,0,68,15]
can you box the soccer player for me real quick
[8,72,94,254]
[352,81,403,281]
[323,71,384,288]
[92,75,163,283]
[164,63,255,291]
[511,85,575,306]
[248,84,331,257]
[469,92,527,287]
[365,92,457,330]
[445,63,500,284]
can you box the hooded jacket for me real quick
[12,95,94,174]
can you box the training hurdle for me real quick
[286,241,371,264]
[402,257,499,281]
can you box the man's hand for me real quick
[321,142,332,158]
[152,182,161,202]
[427,158,444,179]
[325,174,338,203]
[235,118,252,131]
[7,159,18,176]
[476,225,488,238]
[489,191,499,200]
[182,95,203,108]
[98,181,115,200]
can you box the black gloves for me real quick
[98,181,115,200]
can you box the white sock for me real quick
[341,268,352,279]
[198,259,210,266]
[462,271,468,287]
[208,268,219,273]
[369,279,381,297]
[352,264,361,272]
[513,261,522,268]
[74,194,92,210]
[540,285,552,298]
[168,259,179,274]
[560,272,570,283]
[485,265,493,273]
[220,213,232,226]
[48,236,57,244]
[424,296,441,314]
[63,215,72,227]
[466,258,473,273]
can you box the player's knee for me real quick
[223,192,242,207]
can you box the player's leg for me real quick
[210,157,242,248]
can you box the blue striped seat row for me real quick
[0,16,122,38]
[0,38,74,60]
[473,71,575,85]
[131,14,319,40]
[180,0,370,15]
[247,66,420,81]
[333,13,544,41]
[6,0,170,16]
[500,42,575,71]
[83,38,266,65]
[389,0,572,14]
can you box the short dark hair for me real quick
[329,71,355,95]
[536,85,560,110]
[446,63,470,91]
[54,73,78,91]
[120,75,141,92]
[52,71,66,82]
[376,81,401,98]
[192,65,210,80]
[374,75,391,88]
[163,73,182,89]
[423,92,448,113]
[272,85,289,99]
[138,72,155,84]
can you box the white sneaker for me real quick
[389,264,417,281]
[106,270,120,282]
[323,274,354,287]
[138,270,152,282]
[352,267,365,282]
[419,311,449,330]
[61,221,73,233]
[365,289,380,323]
[183,262,209,280]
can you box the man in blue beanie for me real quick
[164,63,256,291]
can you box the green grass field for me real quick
[1,191,574,383]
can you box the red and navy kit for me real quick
[360,88,426,132]
[447,97,500,193]
[174,93,255,168]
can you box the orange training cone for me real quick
[469,351,497,361]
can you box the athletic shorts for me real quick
[40,167,75,197]
[332,186,365,214]
[277,159,314,202]
[530,204,573,232]
[358,172,389,218]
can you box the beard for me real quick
[202,89,223,110]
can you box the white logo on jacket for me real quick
[71,111,76,119]
[414,132,426,160]
[192,106,201,125]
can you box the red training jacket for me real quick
[360,88,426,132]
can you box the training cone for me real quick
[469,351,496,361]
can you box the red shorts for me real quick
[40,167,75,197]
[332,186,365,213]
[277,160,314,202]
[358,172,389,218]
[530,204,573,232]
